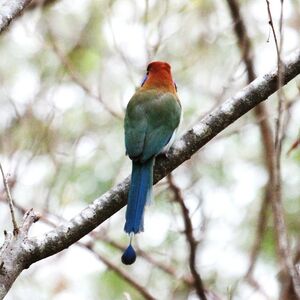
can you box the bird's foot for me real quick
[157,151,170,160]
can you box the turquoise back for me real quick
[125,89,181,162]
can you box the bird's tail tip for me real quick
[121,233,137,265]
[121,244,136,265]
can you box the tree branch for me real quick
[0,48,300,298]
[167,174,207,300]
[0,0,32,34]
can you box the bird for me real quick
[122,61,181,265]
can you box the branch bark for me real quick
[0,0,32,34]
[0,48,300,298]
[0,209,39,299]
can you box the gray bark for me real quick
[0,0,32,33]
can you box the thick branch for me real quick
[0,0,32,34]
[0,48,300,298]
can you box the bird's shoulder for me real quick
[127,89,180,114]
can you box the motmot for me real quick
[122,61,182,265]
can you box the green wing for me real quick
[125,89,181,162]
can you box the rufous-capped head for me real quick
[147,61,171,73]
[140,61,177,93]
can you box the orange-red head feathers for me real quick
[140,61,177,93]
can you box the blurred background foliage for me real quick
[0,0,300,299]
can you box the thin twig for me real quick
[287,130,300,156]
[273,0,285,152]
[266,0,281,59]
[0,163,18,235]
[265,1,300,298]
[167,174,207,300]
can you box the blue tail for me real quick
[124,158,154,234]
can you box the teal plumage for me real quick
[125,90,181,162]
[122,61,181,265]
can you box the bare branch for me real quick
[167,174,207,300]
[265,0,281,59]
[0,0,32,34]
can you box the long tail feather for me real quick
[124,158,154,234]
